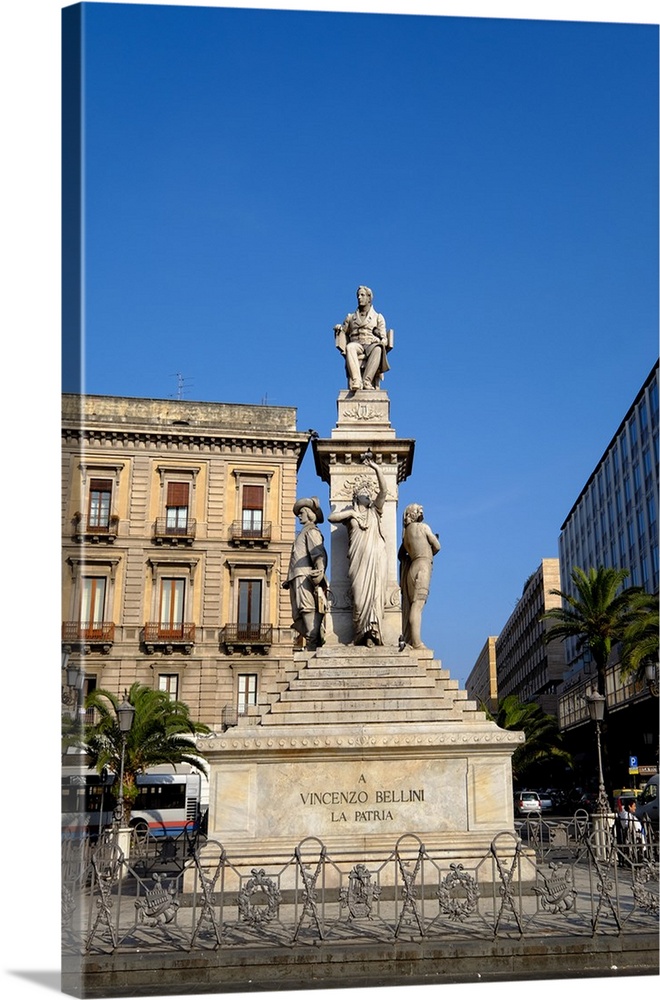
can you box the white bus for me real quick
[62,765,204,840]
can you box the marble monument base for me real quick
[197,646,528,880]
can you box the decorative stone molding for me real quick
[224,558,276,584]
[66,555,120,582]
[336,473,392,502]
[156,465,200,490]
[326,585,352,610]
[231,469,274,492]
[342,404,380,421]
[146,556,200,583]
[200,729,525,752]
[65,429,308,460]
[79,462,125,488]
[387,586,401,608]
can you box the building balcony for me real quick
[152,518,197,546]
[72,513,119,543]
[220,623,273,655]
[229,521,272,548]
[62,621,115,653]
[221,705,239,728]
[142,623,196,654]
[220,704,262,729]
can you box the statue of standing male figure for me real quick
[283,497,328,651]
[398,504,441,650]
[334,286,394,391]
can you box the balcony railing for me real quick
[142,622,196,654]
[220,623,273,654]
[72,514,119,543]
[62,621,115,652]
[152,518,197,545]
[229,521,272,547]
[221,705,239,728]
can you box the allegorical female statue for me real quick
[328,455,388,646]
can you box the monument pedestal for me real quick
[199,645,524,873]
[312,389,414,646]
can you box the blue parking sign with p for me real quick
[629,755,638,774]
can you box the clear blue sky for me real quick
[64,1,658,687]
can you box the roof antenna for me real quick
[170,373,194,400]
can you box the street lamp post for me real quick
[114,691,135,855]
[644,661,659,698]
[62,652,85,719]
[585,689,611,860]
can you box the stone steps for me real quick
[301,663,418,675]
[267,692,446,711]
[306,653,429,669]
[287,675,437,691]
[260,707,462,726]
[254,646,481,728]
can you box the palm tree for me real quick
[483,694,572,786]
[77,682,211,826]
[619,603,659,685]
[541,566,656,698]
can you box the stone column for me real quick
[312,389,414,647]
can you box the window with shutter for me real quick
[166,482,189,531]
[80,578,106,631]
[159,674,179,700]
[88,479,112,529]
[241,485,264,535]
[237,674,258,714]
[159,578,186,635]
[237,579,262,639]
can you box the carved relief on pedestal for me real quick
[387,586,401,608]
[342,402,380,421]
[336,473,390,504]
[326,584,352,611]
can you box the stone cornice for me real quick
[313,437,415,485]
[198,726,524,755]
[62,425,309,458]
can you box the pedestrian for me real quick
[619,797,647,858]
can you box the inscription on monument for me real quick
[298,773,425,823]
[219,757,472,842]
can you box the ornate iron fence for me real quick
[62,816,658,956]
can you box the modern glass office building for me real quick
[557,361,659,767]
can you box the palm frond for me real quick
[541,565,656,691]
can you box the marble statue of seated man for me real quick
[334,285,393,391]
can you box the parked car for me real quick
[636,774,659,826]
[514,790,542,816]
[566,787,588,812]
[543,787,570,813]
[537,790,554,812]
[577,791,600,814]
